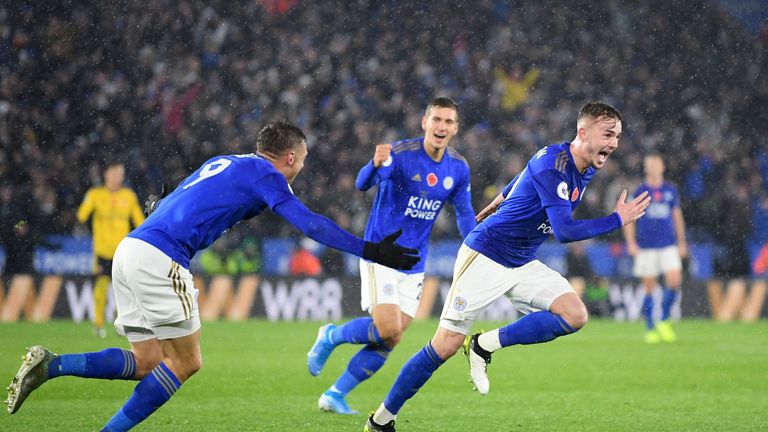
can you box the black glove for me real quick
[144,182,170,216]
[363,229,420,270]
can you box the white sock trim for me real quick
[478,329,502,352]
[373,404,396,424]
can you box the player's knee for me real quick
[133,353,163,378]
[377,324,404,346]
[170,353,203,382]
[563,304,589,330]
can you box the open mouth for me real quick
[434,133,447,141]
[598,150,609,164]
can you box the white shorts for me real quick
[633,245,682,278]
[359,259,424,318]
[112,237,201,342]
[439,245,574,335]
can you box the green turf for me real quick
[0,319,766,431]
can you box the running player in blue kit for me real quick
[364,102,651,431]
[307,97,476,414]
[623,154,687,343]
[4,121,419,431]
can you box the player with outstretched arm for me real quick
[4,121,419,431]
[364,102,651,431]
[307,97,475,414]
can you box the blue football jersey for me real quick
[633,182,680,248]
[130,154,299,268]
[358,138,475,274]
[465,142,595,268]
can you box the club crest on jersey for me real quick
[453,296,467,312]
[383,156,393,167]
[443,176,454,190]
[427,173,438,187]
[557,182,569,200]
[571,187,580,202]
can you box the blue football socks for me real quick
[642,294,655,329]
[49,348,137,379]
[661,288,678,321]
[328,317,384,346]
[333,343,391,395]
[383,342,444,414]
[498,311,576,347]
[101,362,181,432]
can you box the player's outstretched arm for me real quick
[546,189,650,244]
[475,193,504,222]
[273,198,419,270]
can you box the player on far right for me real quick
[623,153,687,343]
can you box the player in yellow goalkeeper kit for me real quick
[77,162,145,337]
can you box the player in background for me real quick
[4,121,419,431]
[307,97,475,415]
[364,102,651,431]
[623,154,687,343]
[77,162,145,338]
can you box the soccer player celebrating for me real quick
[4,121,419,431]
[623,154,687,343]
[364,102,651,431]
[77,162,145,338]
[307,97,475,414]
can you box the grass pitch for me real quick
[0,319,766,431]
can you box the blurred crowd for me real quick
[0,0,766,263]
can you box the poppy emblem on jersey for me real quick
[653,191,662,201]
[383,283,395,296]
[556,181,569,200]
[453,296,467,312]
[427,173,438,187]
[443,176,454,190]
[571,187,580,202]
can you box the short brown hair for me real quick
[577,101,623,127]
[256,121,307,155]
[426,97,460,123]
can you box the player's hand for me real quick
[476,193,505,222]
[372,144,392,168]
[626,242,639,256]
[363,229,420,270]
[614,189,650,226]
[144,182,170,217]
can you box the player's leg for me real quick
[322,307,412,414]
[3,339,160,415]
[467,260,584,393]
[101,237,202,430]
[307,261,395,377]
[640,276,661,343]
[4,245,162,414]
[367,325,464,431]
[319,266,421,414]
[656,246,683,342]
[102,329,201,431]
[366,245,492,430]
[93,258,113,338]
[633,248,663,342]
